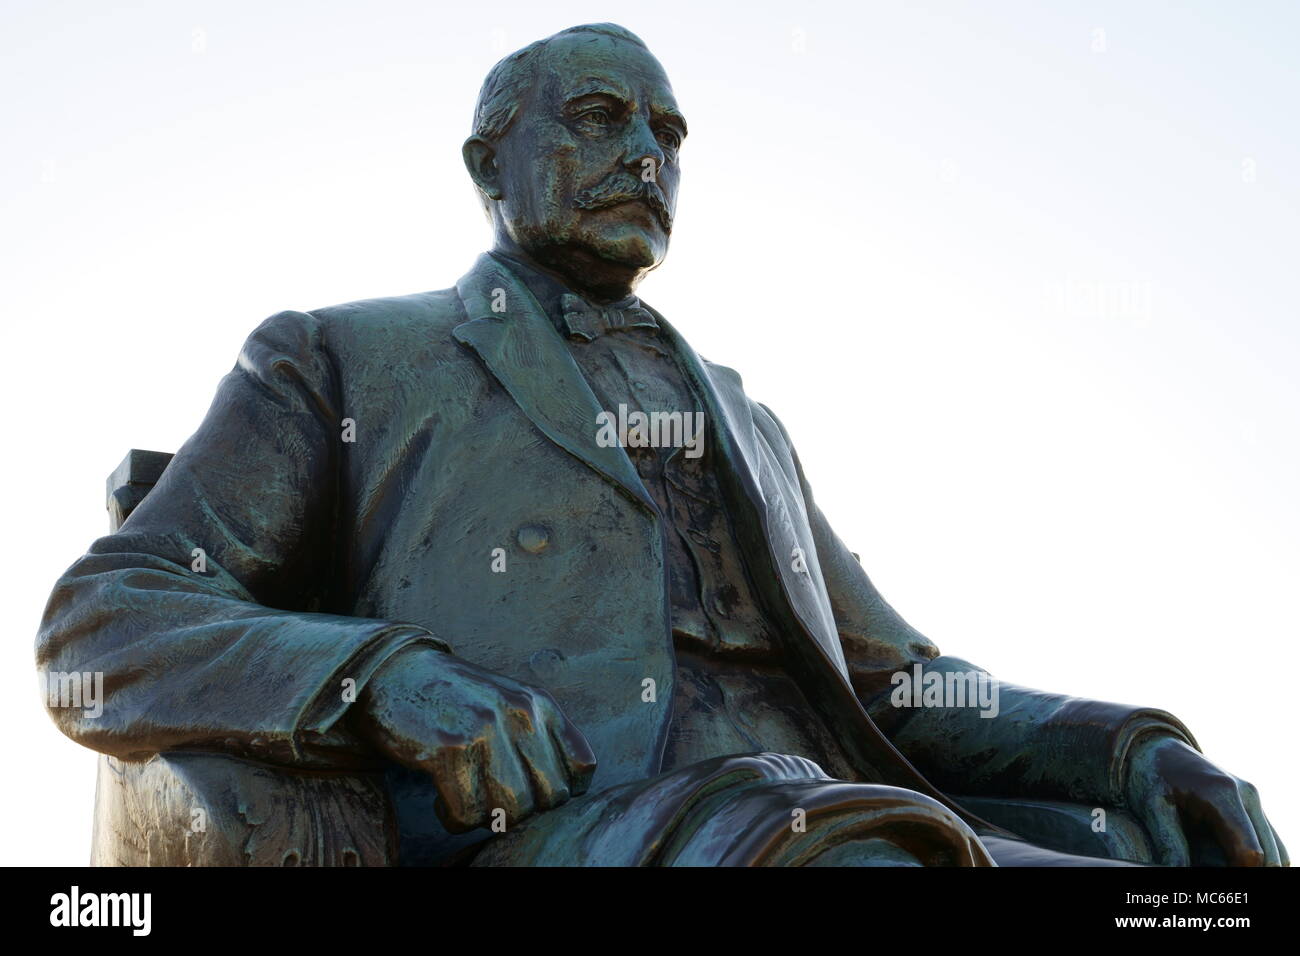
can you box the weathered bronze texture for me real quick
[38,23,1287,867]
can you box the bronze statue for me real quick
[38,23,1287,867]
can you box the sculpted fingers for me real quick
[1174,774,1265,867]
[360,651,594,832]
[511,717,573,812]
[480,727,538,827]
[428,733,491,833]
[500,687,587,812]
[464,683,577,823]
[1129,737,1277,867]
[539,692,597,795]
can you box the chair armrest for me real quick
[106,449,174,532]
[91,752,398,866]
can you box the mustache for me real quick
[573,174,673,233]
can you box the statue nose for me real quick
[624,120,665,178]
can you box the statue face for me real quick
[489,35,686,295]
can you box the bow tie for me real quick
[558,292,658,342]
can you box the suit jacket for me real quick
[37,252,1196,855]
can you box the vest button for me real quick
[516,524,550,553]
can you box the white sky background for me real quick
[2,0,1296,865]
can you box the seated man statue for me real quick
[37,22,1286,867]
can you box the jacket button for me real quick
[516,524,550,553]
[530,647,566,675]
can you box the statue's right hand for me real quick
[351,645,597,833]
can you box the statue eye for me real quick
[579,108,611,128]
[655,128,681,151]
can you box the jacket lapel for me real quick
[452,254,655,514]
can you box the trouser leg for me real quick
[472,752,993,866]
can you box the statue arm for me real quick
[36,308,447,769]
[755,402,1197,807]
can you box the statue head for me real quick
[463,24,687,302]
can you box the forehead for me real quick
[538,34,678,110]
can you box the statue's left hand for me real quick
[1123,735,1288,866]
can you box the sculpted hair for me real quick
[472,23,648,142]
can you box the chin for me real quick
[584,227,667,272]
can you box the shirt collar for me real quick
[486,249,652,341]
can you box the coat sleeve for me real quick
[756,402,1197,808]
[35,309,448,770]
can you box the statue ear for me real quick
[462,136,503,201]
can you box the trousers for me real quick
[469,752,1144,867]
